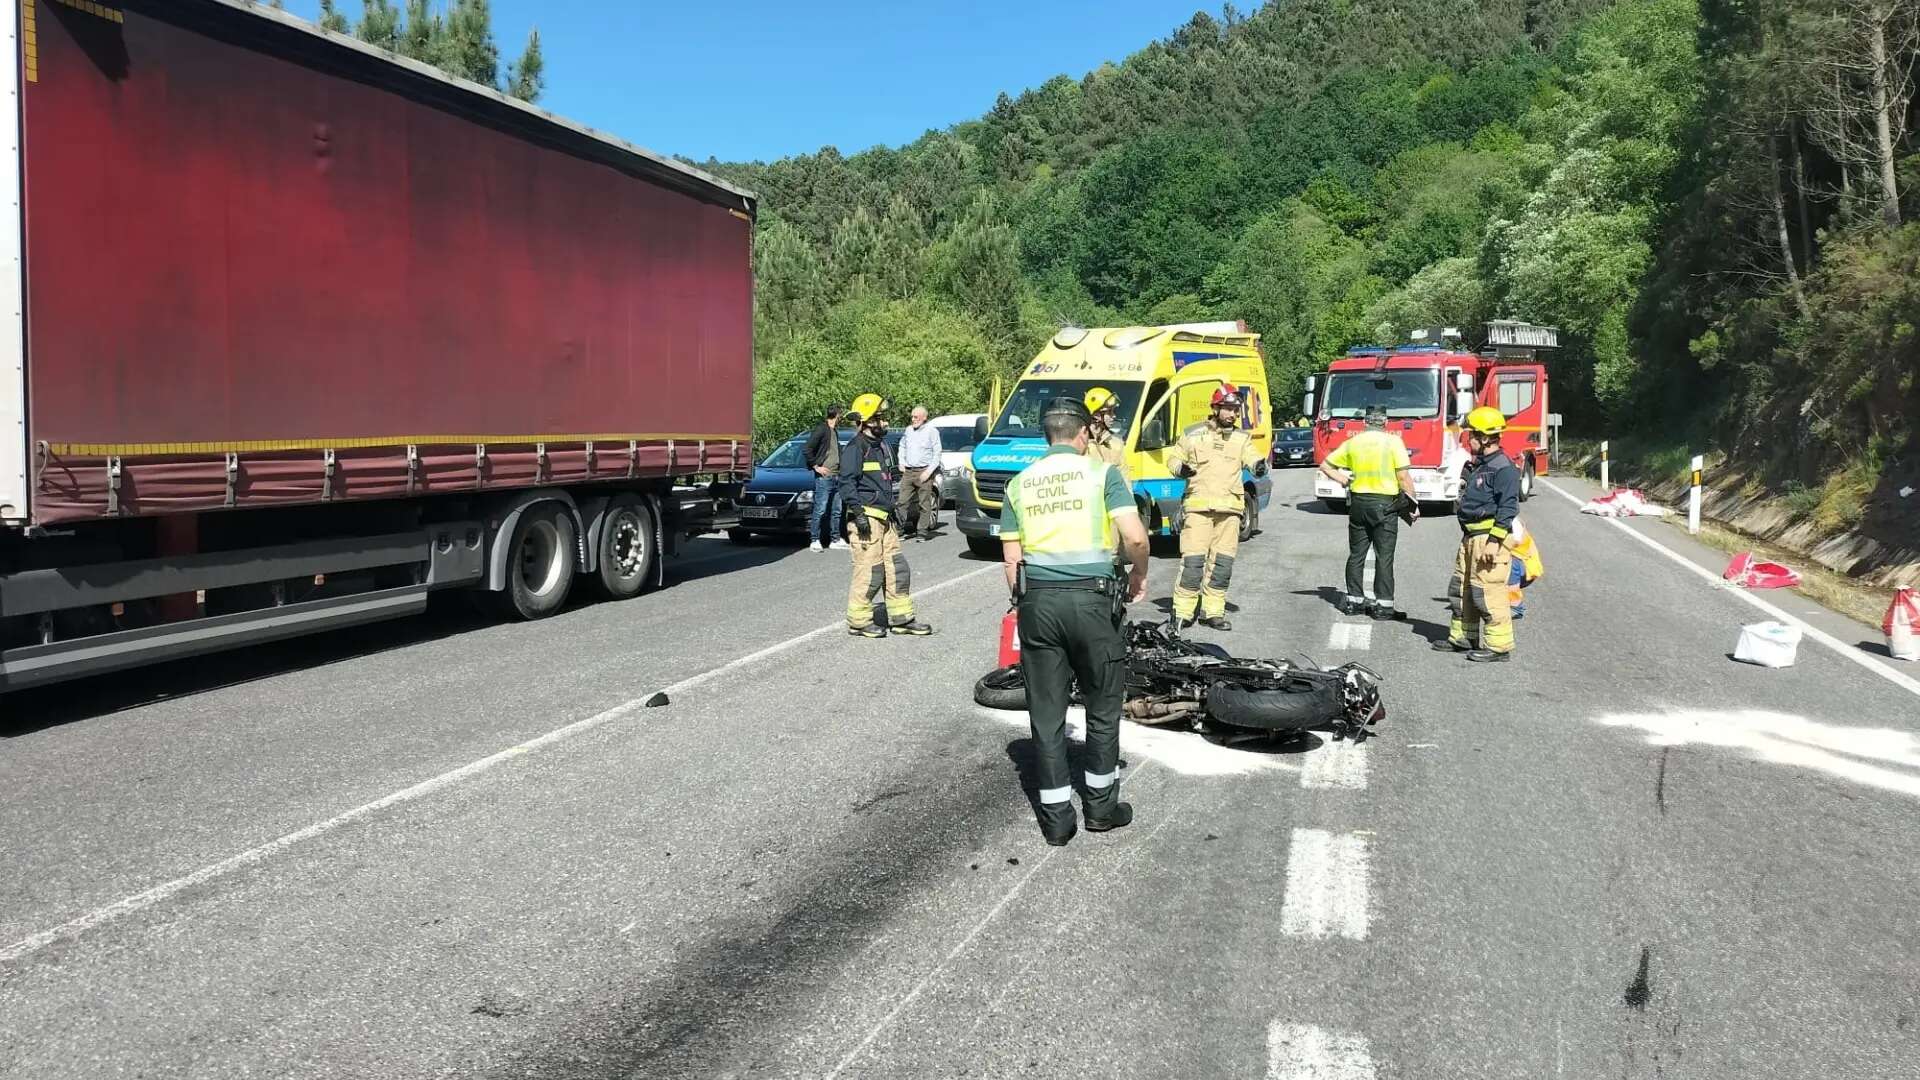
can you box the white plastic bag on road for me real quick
[1733,621,1802,667]
[1580,488,1671,517]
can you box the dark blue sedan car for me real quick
[729,429,902,542]
[1273,426,1315,468]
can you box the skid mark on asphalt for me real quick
[1300,742,1368,790]
[971,706,1301,777]
[1595,708,1920,801]
[1279,829,1371,940]
[1267,1021,1377,1079]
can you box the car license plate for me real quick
[988,523,1000,537]
[741,507,780,519]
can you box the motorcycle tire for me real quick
[973,666,1029,711]
[1206,676,1341,732]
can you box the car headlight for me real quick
[796,489,814,506]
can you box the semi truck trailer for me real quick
[0,0,756,691]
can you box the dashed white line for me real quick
[1,564,1004,965]
[1325,623,1373,650]
[1280,829,1371,940]
[1300,743,1368,790]
[1540,478,1920,699]
[1267,1021,1378,1079]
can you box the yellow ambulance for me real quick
[956,322,1274,557]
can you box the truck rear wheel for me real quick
[501,506,576,620]
[597,499,656,600]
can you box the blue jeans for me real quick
[809,474,843,544]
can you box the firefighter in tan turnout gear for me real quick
[840,393,934,638]
[1435,406,1522,662]
[1082,386,1128,480]
[1167,383,1266,630]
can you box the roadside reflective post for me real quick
[1688,455,1703,535]
[1600,440,1610,490]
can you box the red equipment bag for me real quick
[1723,551,1802,590]
[998,609,1022,668]
[1884,587,1919,661]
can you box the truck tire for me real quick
[1519,459,1535,502]
[597,499,657,600]
[973,665,1027,710]
[967,535,1001,558]
[500,506,576,620]
[1206,677,1339,732]
[1239,491,1259,542]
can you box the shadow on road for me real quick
[1,538,801,740]
[1292,499,1341,515]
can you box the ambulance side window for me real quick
[1135,378,1173,450]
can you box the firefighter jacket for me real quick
[838,431,897,522]
[1167,422,1263,515]
[1085,427,1128,479]
[1456,451,1520,540]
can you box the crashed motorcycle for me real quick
[973,619,1385,744]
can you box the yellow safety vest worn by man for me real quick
[1166,384,1264,630]
[1321,408,1417,618]
[1000,396,1149,846]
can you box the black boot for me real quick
[1339,596,1368,616]
[1431,637,1470,652]
[1083,785,1133,833]
[1466,648,1512,663]
[1198,616,1232,631]
[1037,801,1077,846]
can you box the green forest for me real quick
[338,0,1916,536]
[696,0,1917,537]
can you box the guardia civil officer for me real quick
[1317,404,1419,619]
[1000,397,1150,846]
[1434,406,1520,661]
[840,393,934,638]
[1166,384,1267,630]
[1082,386,1129,481]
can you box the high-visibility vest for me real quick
[1331,430,1408,496]
[1006,453,1117,574]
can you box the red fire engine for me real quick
[1304,322,1555,511]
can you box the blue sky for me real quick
[284,1,1208,163]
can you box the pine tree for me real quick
[827,207,885,300]
[753,219,827,350]
[437,0,501,87]
[318,0,350,33]
[506,28,545,102]
[354,0,401,51]
[871,196,929,300]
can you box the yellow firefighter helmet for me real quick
[1465,406,1507,436]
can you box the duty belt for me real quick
[1021,576,1119,595]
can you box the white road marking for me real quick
[1280,829,1371,940]
[1596,709,1920,801]
[1300,743,1368,790]
[1540,478,1920,699]
[1267,1021,1377,1079]
[972,706,1300,777]
[0,564,1003,965]
[1325,623,1373,650]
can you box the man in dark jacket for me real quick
[802,406,846,552]
[1435,406,1522,662]
[839,393,932,638]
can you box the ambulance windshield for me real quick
[1321,371,1439,419]
[991,381,1145,438]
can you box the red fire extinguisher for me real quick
[998,608,1021,668]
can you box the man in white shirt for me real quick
[897,406,944,540]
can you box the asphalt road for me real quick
[3,468,1917,1079]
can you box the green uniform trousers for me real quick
[1017,585,1128,814]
